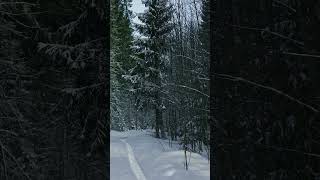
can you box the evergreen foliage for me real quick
[110,0,136,131]
[113,0,210,160]
[0,0,108,179]
[131,0,174,138]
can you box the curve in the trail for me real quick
[121,139,147,180]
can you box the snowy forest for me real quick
[111,0,209,155]
[110,0,210,179]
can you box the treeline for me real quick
[0,0,108,179]
[110,0,210,156]
[110,0,138,131]
[211,0,320,179]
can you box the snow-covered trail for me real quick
[121,138,147,180]
[110,135,139,180]
[110,130,210,180]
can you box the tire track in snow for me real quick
[121,139,147,180]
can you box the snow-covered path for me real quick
[121,138,147,180]
[110,135,139,180]
[110,130,210,180]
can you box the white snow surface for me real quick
[110,130,210,180]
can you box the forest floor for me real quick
[110,130,210,180]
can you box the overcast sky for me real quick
[129,0,147,37]
[130,0,146,25]
[129,0,202,37]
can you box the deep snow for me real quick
[110,130,210,180]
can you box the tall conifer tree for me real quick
[134,0,174,138]
[111,0,135,130]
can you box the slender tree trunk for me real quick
[135,100,138,130]
[155,90,165,138]
[155,107,160,138]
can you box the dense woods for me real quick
[0,0,108,179]
[111,0,210,161]
[211,0,320,179]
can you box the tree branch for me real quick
[213,73,319,113]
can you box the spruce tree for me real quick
[134,0,174,138]
[0,0,109,179]
[111,0,136,131]
[199,0,210,51]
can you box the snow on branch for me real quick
[164,83,209,98]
